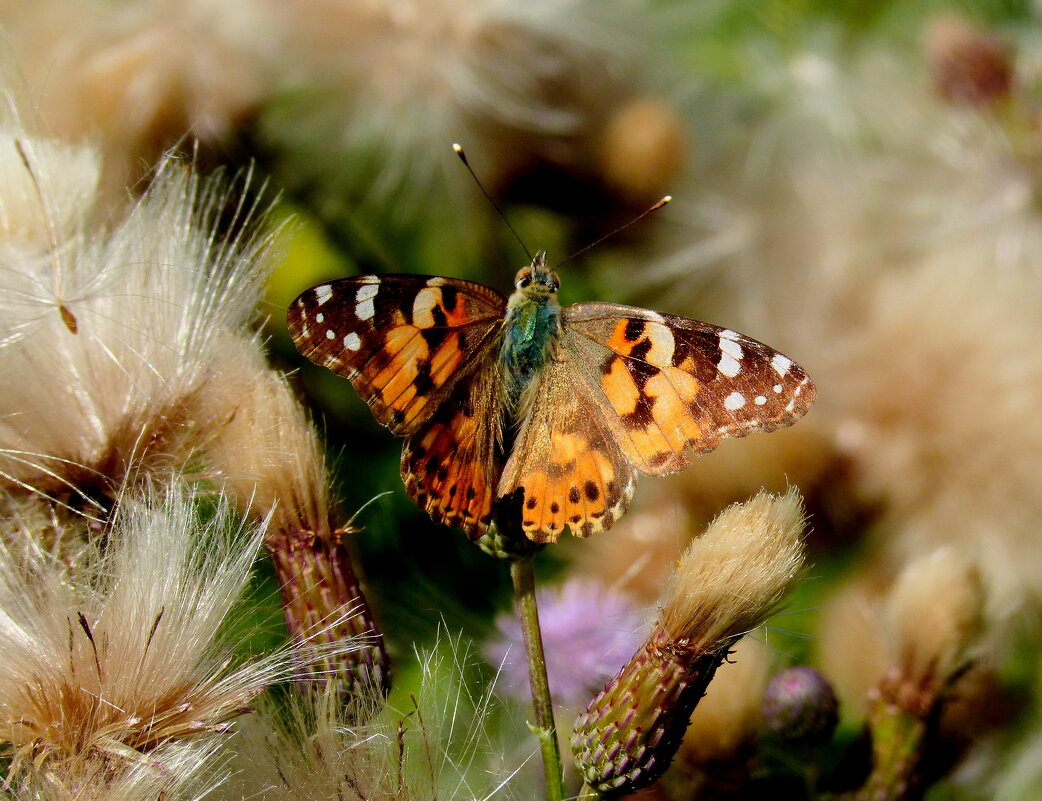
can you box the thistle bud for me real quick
[572,632,724,793]
[572,490,806,794]
[763,666,839,746]
[857,548,985,799]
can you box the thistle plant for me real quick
[0,481,360,801]
[0,117,388,745]
[203,352,391,703]
[571,489,807,796]
[850,548,985,801]
[3,5,1040,800]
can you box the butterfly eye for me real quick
[550,275,560,292]
[517,273,533,289]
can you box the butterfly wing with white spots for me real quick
[563,303,815,475]
[288,275,506,435]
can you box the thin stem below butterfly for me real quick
[509,555,565,801]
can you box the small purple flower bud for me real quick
[762,667,839,745]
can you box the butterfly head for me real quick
[514,252,560,300]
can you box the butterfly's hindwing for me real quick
[288,275,506,434]
[401,356,504,537]
[496,353,638,543]
[564,303,816,476]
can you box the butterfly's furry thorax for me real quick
[501,252,562,411]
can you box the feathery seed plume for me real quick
[0,480,359,800]
[0,125,274,513]
[222,636,538,801]
[257,0,667,228]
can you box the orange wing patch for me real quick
[367,323,467,428]
[497,357,637,543]
[595,317,715,473]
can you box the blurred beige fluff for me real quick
[646,43,1042,615]
[1,0,267,200]
[0,482,329,801]
[566,498,689,605]
[0,124,273,510]
[819,548,984,717]
[832,260,1042,616]
[257,0,660,205]
[816,572,888,715]
[883,547,984,698]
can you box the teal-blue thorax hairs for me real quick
[500,251,562,413]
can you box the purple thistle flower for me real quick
[484,579,648,706]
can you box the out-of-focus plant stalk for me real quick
[854,679,931,801]
[844,548,984,801]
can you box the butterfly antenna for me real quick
[453,143,534,261]
[555,195,671,270]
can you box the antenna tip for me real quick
[452,143,462,152]
[662,195,672,203]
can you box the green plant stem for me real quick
[854,698,929,801]
[510,556,565,801]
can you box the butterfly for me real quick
[288,253,815,543]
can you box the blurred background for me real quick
[5,0,1042,797]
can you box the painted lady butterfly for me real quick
[288,254,815,543]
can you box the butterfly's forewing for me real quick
[496,353,639,543]
[288,275,507,435]
[563,304,816,475]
